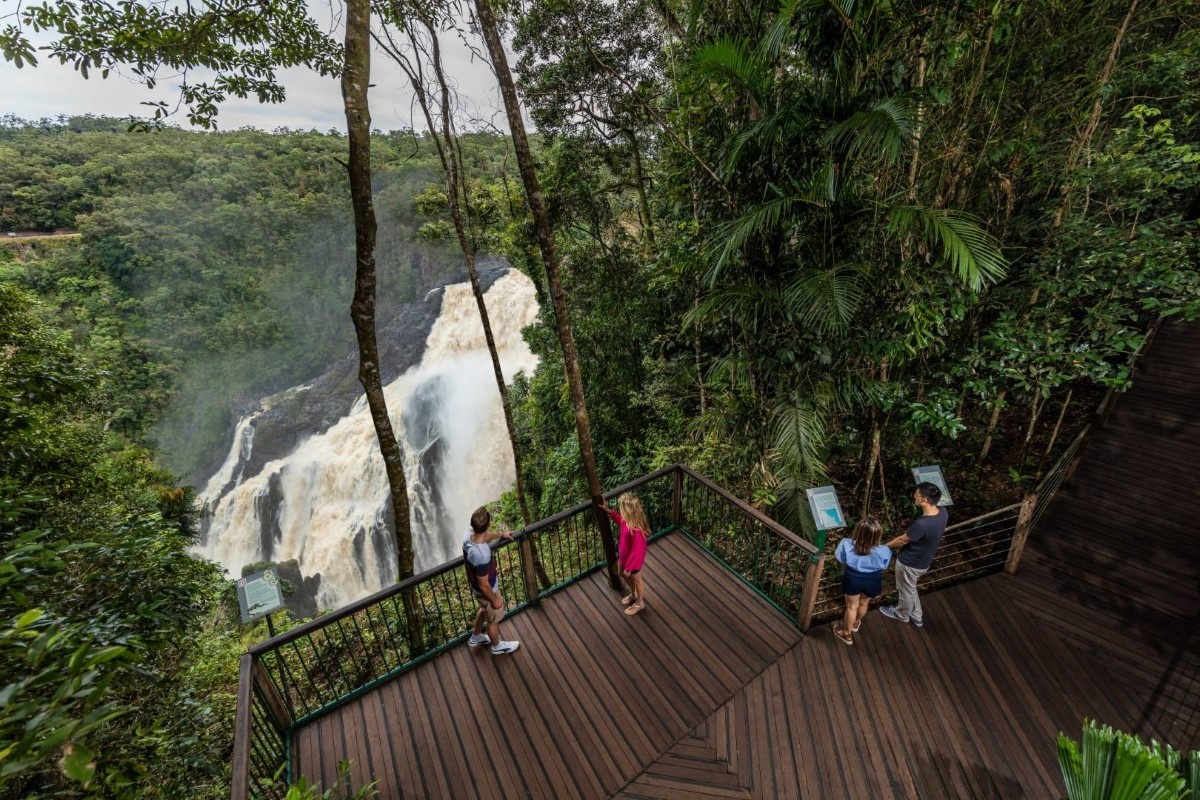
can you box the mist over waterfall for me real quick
[196,269,540,610]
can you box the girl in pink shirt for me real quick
[603,494,650,616]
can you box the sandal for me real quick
[624,602,645,616]
[621,594,635,606]
[834,627,854,646]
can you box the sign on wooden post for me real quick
[236,567,284,624]
[1005,493,1039,574]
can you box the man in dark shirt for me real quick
[880,482,948,627]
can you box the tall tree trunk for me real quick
[1051,0,1140,230]
[342,0,414,580]
[860,357,889,514]
[473,0,620,589]
[1042,388,1073,459]
[626,128,656,251]
[421,19,533,530]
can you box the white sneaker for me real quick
[468,633,491,647]
[490,640,520,655]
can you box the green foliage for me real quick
[0,2,341,129]
[0,284,250,799]
[284,762,377,800]
[1057,720,1193,800]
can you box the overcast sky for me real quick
[0,14,511,132]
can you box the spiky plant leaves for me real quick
[706,197,802,284]
[1186,750,1200,800]
[822,97,916,163]
[887,205,1007,291]
[690,36,769,107]
[1060,732,1087,800]
[1058,721,1188,800]
[683,281,783,335]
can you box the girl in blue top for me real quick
[833,516,890,646]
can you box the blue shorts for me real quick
[841,568,883,598]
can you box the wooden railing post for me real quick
[798,553,826,631]
[230,655,254,800]
[252,658,293,733]
[1005,492,1039,574]
[671,466,683,528]
[519,536,540,603]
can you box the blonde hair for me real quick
[617,493,651,537]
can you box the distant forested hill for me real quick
[0,117,514,481]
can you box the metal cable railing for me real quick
[811,503,1023,622]
[677,467,821,624]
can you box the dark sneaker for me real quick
[490,640,520,655]
[467,633,491,647]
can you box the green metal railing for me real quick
[231,465,683,800]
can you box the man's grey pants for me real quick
[895,561,928,624]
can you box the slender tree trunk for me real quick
[1043,388,1073,459]
[1051,0,1140,230]
[626,128,656,252]
[978,391,1005,462]
[1021,393,1045,455]
[421,20,533,530]
[473,0,620,589]
[342,0,414,580]
[860,357,889,514]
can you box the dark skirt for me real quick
[841,567,883,598]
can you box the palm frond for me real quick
[782,263,865,334]
[794,155,837,206]
[769,391,830,488]
[723,112,789,179]
[758,0,804,63]
[690,37,768,107]
[888,205,1008,291]
[684,282,784,334]
[705,196,799,285]
[822,97,915,163]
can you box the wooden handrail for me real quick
[678,465,820,556]
[944,502,1023,532]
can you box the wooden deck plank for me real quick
[287,320,1199,798]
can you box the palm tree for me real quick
[681,0,1006,527]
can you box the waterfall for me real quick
[196,270,540,610]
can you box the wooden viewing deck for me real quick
[261,321,1200,799]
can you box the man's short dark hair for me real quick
[915,481,942,506]
[470,506,491,533]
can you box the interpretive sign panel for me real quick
[236,567,284,623]
[806,485,847,531]
[911,465,954,506]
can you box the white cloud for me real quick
[0,13,515,133]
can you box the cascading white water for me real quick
[196,271,540,610]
